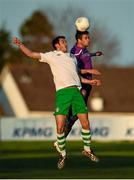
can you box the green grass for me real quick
[0,141,134,179]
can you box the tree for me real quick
[89,23,120,66]
[44,6,120,66]
[0,27,12,72]
[0,10,55,72]
[0,26,28,73]
[45,7,86,48]
[19,10,55,52]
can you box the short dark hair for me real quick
[75,30,89,41]
[52,36,66,50]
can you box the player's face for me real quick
[81,34,91,47]
[57,38,68,53]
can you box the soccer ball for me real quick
[75,17,90,32]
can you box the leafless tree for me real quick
[44,6,120,66]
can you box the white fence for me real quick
[0,113,134,141]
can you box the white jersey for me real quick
[39,50,81,91]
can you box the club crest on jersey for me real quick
[55,107,59,112]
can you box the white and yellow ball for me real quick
[75,17,90,32]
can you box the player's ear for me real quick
[77,38,82,43]
[55,43,60,50]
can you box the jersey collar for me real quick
[54,50,69,56]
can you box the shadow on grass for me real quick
[0,155,134,178]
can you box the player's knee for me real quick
[81,120,90,129]
[57,125,65,134]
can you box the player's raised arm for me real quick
[12,37,41,60]
[80,69,101,75]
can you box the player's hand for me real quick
[88,69,101,75]
[12,37,22,47]
[96,51,103,56]
[89,79,101,86]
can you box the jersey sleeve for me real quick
[90,52,96,57]
[39,52,50,63]
[71,48,82,58]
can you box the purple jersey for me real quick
[71,44,93,80]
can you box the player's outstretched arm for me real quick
[90,51,103,57]
[80,77,101,86]
[80,69,101,75]
[96,51,103,56]
[12,37,41,60]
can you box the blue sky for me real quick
[0,0,134,66]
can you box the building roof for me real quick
[10,63,55,111]
[90,66,134,112]
[0,105,5,115]
[1,64,134,114]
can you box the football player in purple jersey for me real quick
[65,30,103,136]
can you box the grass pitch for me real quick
[0,141,134,179]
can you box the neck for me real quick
[76,42,85,48]
[56,49,67,53]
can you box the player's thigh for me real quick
[54,89,72,115]
[72,89,88,115]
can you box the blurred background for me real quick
[0,0,134,179]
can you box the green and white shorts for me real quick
[54,87,88,116]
